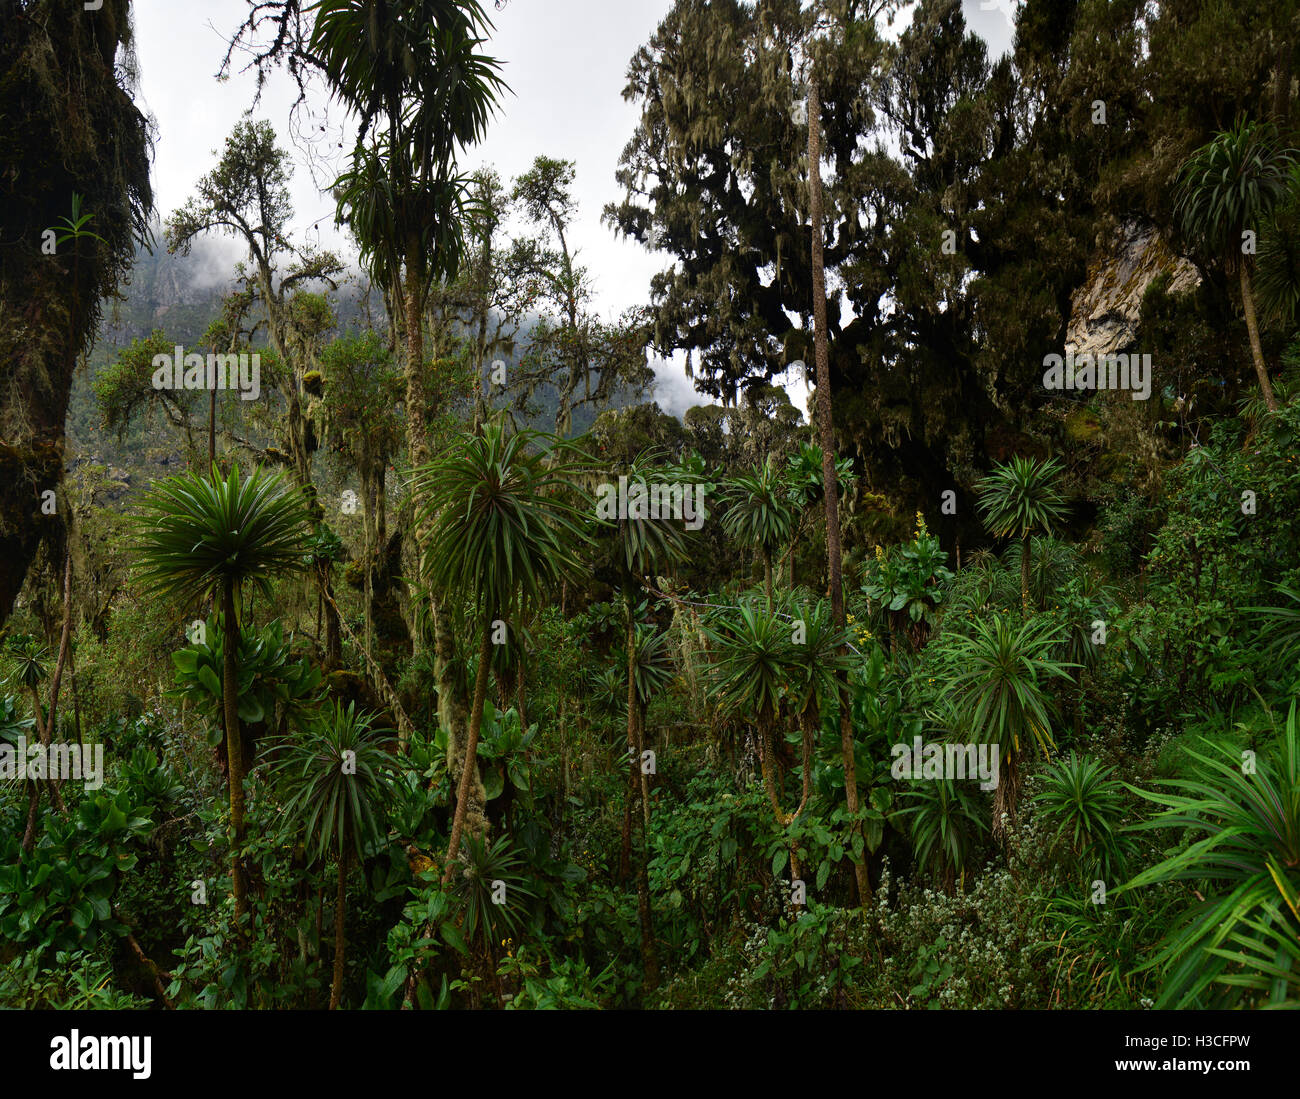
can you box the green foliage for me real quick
[1033,753,1129,881]
[416,421,592,619]
[862,513,954,643]
[4,635,48,691]
[275,701,397,864]
[976,455,1069,542]
[895,778,988,890]
[133,464,311,608]
[0,948,150,1010]
[1119,703,1300,1007]
[0,787,153,954]
[940,615,1076,758]
[1175,119,1297,267]
[785,442,855,511]
[170,617,323,745]
[721,459,797,583]
[445,834,539,954]
[703,599,790,725]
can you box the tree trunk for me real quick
[330,850,348,1010]
[808,72,871,907]
[435,600,485,829]
[638,702,651,830]
[1240,265,1279,412]
[992,751,1021,841]
[625,607,659,992]
[443,623,494,879]
[222,582,248,922]
[1021,530,1032,612]
[21,780,41,853]
[1273,40,1292,127]
[317,560,342,668]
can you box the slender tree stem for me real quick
[808,70,872,907]
[330,850,348,1010]
[443,623,494,879]
[222,582,248,924]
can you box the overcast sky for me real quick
[131,0,1016,417]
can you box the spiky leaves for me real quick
[133,464,310,921]
[1033,752,1128,882]
[722,459,797,607]
[944,615,1075,837]
[1175,119,1297,273]
[1118,704,1300,1008]
[277,701,397,866]
[416,423,593,624]
[415,421,592,875]
[976,455,1069,610]
[276,700,397,1008]
[1175,119,1298,411]
[133,465,312,610]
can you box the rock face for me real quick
[1066,218,1201,358]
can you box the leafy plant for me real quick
[976,456,1069,611]
[1118,702,1300,1007]
[1033,753,1128,882]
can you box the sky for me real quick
[130,0,1018,418]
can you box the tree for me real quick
[416,420,591,874]
[276,701,396,1009]
[166,120,344,499]
[784,598,854,827]
[316,330,407,653]
[315,0,505,471]
[1175,119,1298,413]
[976,455,1069,611]
[1255,164,1300,327]
[944,615,1075,837]
[626,623,675,829]
[705,600,801,867]
[166,121,345,659]
[511,156,654,436]
[602,449,691,992]
[721,459,797,607]
[0,0,152,631]
[133,465,310,920]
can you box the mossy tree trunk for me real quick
[330,850,348,1010]
[222,581,248,923]
[808,71,871,907]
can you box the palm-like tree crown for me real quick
[722,459,796,562]
[1175,119,1297,272]
[133,465,311,607]
[628,623,675,708]
[704,600,791,723]
[276,701,397,863]
[976,455,1068,542]
[944,615,1075,758]
[608,448,689,588]
[310,0,504,153]
[1120,703,1300,1007]
[6,637,49,691]
[416,422,592,620]
[785,598,854,718]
